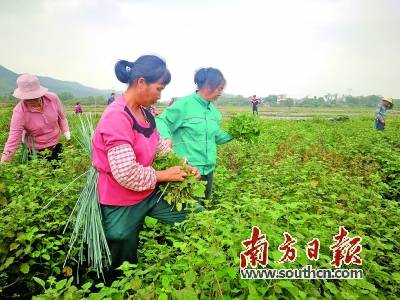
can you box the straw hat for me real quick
[382,97,393,105]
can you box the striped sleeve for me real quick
[157,137,172,155]
[108,144,156,191]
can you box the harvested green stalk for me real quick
[153,152,206,211]
[63,114,111,279]
[21,135,37,163]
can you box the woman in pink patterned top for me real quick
[250,95,260,116]
[74,102,83,114]
[93,55,203,278]
[1,74,71,162]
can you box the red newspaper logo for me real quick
[307,238,321,261]
[240,226,362,269]
[278,232,298,263]
[330,226,363,268]
[240,226,269,268]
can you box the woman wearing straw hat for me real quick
[92,55,203,279]
[1,74,71,162]
[156,67,234,200]
[375,97,394,131]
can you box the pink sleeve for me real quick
[100,110,133,151]
[54,95,70,134]
[108,144,156,191]
[1,108,25,162]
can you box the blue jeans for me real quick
[375,120,385,131]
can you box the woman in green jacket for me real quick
[156,67,233,200]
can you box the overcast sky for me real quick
[1,0,399,99]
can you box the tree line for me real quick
[217,94,390,108]
[0,92,106,105]
[0,92,395,108]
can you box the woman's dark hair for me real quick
[194,67,225,91]
[115,55,171,86]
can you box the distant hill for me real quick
[0,65,115,98]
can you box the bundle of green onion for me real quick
[153,152,206,211]
[63,114,111,279]
[21,135,37,163]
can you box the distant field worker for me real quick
[375,97,393,131]
[74,102,83,114]
[92,55,203,275]
[107,92,116,105]
[250,95,260,116]
[1,74,70,162]
[156,67,234,200]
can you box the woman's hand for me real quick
[182,158,200,179]
[165,139,173,148]
[156,166,187,182]
[185,165,201,180]
[64,131,71,141]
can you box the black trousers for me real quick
[200,172,214,200]
[252,105,258,116]
[29,143,63,161]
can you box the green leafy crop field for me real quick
[0,109,399,299]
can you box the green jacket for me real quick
[156,92,233,175]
